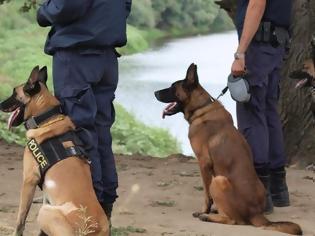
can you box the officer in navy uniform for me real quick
[37,0,132,221]
[231,0,292,213]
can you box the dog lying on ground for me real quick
[154,64,302,235]
[0,66,109,236]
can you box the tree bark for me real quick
[280,0,315,167]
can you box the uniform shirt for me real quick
[236,0,292,36]
[37,0,132,55]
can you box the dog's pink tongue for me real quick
[295,78,309,89]
[8,108,20,129]
[162,102,177,119]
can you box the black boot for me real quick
[270,167,290,207]
[256,167,274,214]
[258,175,274,214]
[101,203,113,235]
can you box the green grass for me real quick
[113,104,180,157]
[112,226,147,236]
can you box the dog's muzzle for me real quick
[154,88,177,103]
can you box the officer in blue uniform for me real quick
[231,0,292,213]
[37,0,132,220]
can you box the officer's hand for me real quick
[231,58,246,77]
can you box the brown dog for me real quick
[155,64,302,235]
[0,66,109,236]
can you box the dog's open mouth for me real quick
[8,107,24,129]
[295,78,309,89]
[290,70,311,88]
[162,102,181,119]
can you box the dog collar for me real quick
[187,98,214,122]
[24,106,63,130]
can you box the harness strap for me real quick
[27,131,90,190]
[25,106,62,130]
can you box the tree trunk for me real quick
[280,0,315,167]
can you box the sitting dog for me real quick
[154,64,302,235]
[0,66,109,236]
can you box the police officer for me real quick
[37,0,132,222]
[231,0,292,213]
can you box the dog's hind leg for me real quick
[37,205,75,236]
[201,175,245,225]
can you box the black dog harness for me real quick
[25,106,90,189]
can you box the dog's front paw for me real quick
[12,230,23,236]
[198,214,210,222]
[192,211,204,218]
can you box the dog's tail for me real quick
[250,214,302,235]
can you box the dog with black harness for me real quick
[0,66,109,236]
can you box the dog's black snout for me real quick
[154,90,162,101]
[154,88,177,103]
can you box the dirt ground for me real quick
[0,140,315,236]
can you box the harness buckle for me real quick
[25,117,39,130]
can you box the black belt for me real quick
[254,21,290,48]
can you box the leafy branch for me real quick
[0,0,38,12]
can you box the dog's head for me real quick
[290,37,315,88]
[289,37,315,114]
[154,63,213,120]
[290,59,315,89]
[0,66,49,129]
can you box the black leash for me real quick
[216,86,229,100]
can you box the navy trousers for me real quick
[52,49,118,204]
[237,42,286,169]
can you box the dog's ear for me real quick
[24,66,41,96]
[28,65,40,84]
[38,66,48,85]
[185,63,199,87]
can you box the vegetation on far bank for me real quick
[0,0,233,156]
[122,0,234,54]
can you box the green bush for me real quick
[128,0,234,33]
[112,104,180,157]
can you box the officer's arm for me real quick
[37,0,92,27]
[126,0,132,17]
[237,0,266,54]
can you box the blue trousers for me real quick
[237,42,286,169]
[52,49,118,204]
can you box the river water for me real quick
[117,31,238,155]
